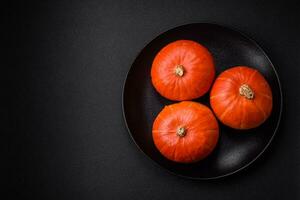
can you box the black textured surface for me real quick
[123,23,282,179]
[9,0,300,199]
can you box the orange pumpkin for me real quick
[210,66,273,129]
[151,40,215,101]
[152,101,219,163]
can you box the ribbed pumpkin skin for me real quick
[151,40,215,101]
[152,101,219,163]
[210,66,273,129]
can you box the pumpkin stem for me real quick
[174,65,185,77]
[239,84,254,99]
[177,127,186,137]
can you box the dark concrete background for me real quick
[9,0,300,199]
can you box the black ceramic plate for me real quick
[122,23,282,179]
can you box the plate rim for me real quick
[122,22,283,180]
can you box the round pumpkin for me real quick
[152,101,219,163]
[151,40,215,101]
[210,66,273,129]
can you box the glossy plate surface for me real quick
[122,23,282,179]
